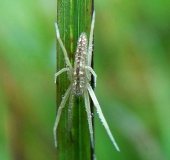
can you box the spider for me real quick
[53,11,120,152]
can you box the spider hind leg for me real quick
[53,85,72,147]
[84,90,94,149]
[87,83,120,152]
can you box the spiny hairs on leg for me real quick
[84,90,94,149]
[87,83,120,152]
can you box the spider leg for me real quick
[85,66,97,87]
[84,90,94,149]
[53,84,72,147]
[87,11,95,66]
[68,93,74,132]
[87,83,120,152]
[55,23,73,70]
[54,68,69,83]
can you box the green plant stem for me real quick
[56,0,94,159]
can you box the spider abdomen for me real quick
[72,32,88,95]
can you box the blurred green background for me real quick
[1,0,170,160]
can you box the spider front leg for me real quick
[87,83,120,152]
[53,84,72,147]
[88,11,95,66]
[55,23,73,70]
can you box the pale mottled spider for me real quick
[53,11,120,152]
